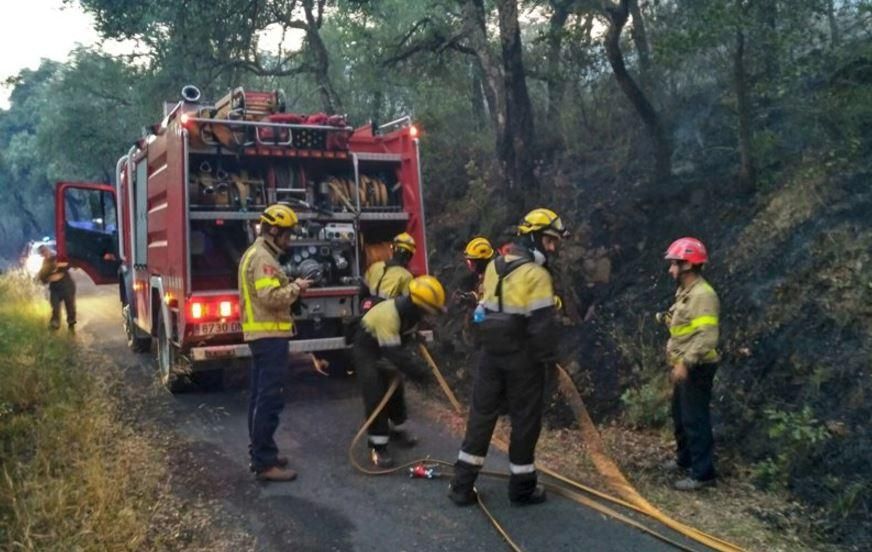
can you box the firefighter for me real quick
[238,204,312,482]
[457,236,496,305]
[363,232,416,300]
[36,245,76,331]
[448,208,568,506]
[660,237,720,491]
[352,275,446,467]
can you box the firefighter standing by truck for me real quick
[449,208,568,506]
[362,232,416,302]
[352,275,447,468]
[238,204,312,482]
[36,244,76,331]
[660,237,720,491]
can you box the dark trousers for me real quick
[248,338,288,472]
[671,363,717,481]
[452,351,545,500]
[352,333,407,445]
[49,278,76,328]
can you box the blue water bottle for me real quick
[473,303,486,324]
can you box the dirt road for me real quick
[74,274,696,551]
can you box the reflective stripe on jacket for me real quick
[364,260,413,299]
[238,236,301,341]
[666,276,720,365]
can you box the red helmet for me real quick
[665,237,708,265]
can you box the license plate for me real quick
[191,321,241,336]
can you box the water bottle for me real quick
[473,303,486,324]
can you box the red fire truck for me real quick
[56,85,429,391]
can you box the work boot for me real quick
[370,446,394,468]
[255,465,298,482]
[673,477,716,491]
[50,320,60,330]
[448,484,478,507]
[390,427,418,448]
[510,484,547,506]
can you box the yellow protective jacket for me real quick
[238,236,301,341]
[478,247,559,362]
[666,276,721,366]
[364,260,413,299]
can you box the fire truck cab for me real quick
[56,86,429,392]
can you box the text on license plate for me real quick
[191,321,241,335]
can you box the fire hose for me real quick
[346,344,746,552]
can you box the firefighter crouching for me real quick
[449,208,568,506]
[238,204,312,482]
[363,232,416,302]
[37,244,76,331]
[352,275,447,468]
[660,237,720,491]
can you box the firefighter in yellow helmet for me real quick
[363,232,416,304]
[459,236,496,304]
[352,275,446,467]
[238,203,312,482]
[449,208,568,506]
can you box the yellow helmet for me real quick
[408,275,446,314]
[518,208,569,239]
[464,236,495,260]
[392,232,417,254]
[261,203,298,229]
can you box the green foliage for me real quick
[752,407,831,490]
[620,371,671,429]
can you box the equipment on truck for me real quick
[54,85,429,392]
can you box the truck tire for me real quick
[123,304,151,353]
[156,309,191,393]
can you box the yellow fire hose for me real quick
[347,344,746,552]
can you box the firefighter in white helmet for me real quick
[238,203,311,482]
[449,208,568,506]
[352,275,447,467]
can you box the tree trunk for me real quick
[470,62,487,129]
[827,0,840,46]
[604,0,671,184]
[461,0,508,172]
[734,27,756,193]
[545,2,571,127]
[303,0,343,114]
[497,0,538,199]
[628,0,652,94]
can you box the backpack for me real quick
[476,255,533,355]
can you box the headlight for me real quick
[25,255,42,277]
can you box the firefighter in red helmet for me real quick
[659,237,720,490]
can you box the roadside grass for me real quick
[0,271,167,551]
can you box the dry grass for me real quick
[0,272,172,551]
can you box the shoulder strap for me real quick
[494,256,532,313]
[375,263,394,296]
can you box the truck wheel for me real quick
[156,309,191,393]
[123,305,151,353]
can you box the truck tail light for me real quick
[186,297,238,322]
